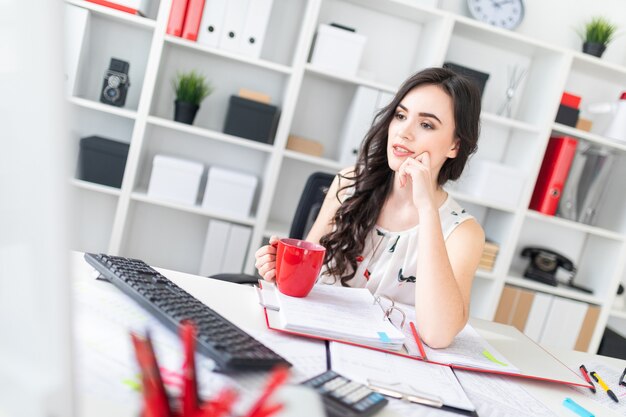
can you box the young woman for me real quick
[255,67,485,348]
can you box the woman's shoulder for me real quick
[334,166,357,201]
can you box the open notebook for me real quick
[257,282,591,388]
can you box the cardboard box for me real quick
[309,24,366,77]
[287,135,324,157]
[147,155,203,205]
[202,166,258,218]
[576,118,593,132]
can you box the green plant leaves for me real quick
[172,70,214,105]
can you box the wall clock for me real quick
[467,0,525,30]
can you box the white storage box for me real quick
[202,166,258,218]
[309,24,366,77]
[455,160,525,208]
[147,155,204,205]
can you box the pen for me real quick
[562,397,594,417]
[620,367,626,387]
[131,332,173,417]
[579,365,596,393]
[181,321,199,417]
[590,371,619,403]
[244,366,289,417]
[409,321,428,361]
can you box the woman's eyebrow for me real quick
[396,104,442,125]
[418,112,442,124]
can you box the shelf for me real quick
[305,65,397,93]
[481,112,540,133]
[147,116,274,153]
[610,305,626,320]
[71,178,121,196]
[68,96,138,120]
[65,0,156,29]
[131,191,256,226]
[551,123,626,153]
[446,190,517,213]
[475,269,497,280]
[264,220,290,239]
[570,50,626,79]
[451,14,563,55]
[342,0,447,23]
[525,210,624,241]
[505,274,603,305]
[283,150,343,171]
[164,36,292,75]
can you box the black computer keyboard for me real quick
[84,253,291,372]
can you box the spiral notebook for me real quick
[257,282,592,388]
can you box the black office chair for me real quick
[210,171,335,285]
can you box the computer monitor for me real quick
[0,1,74,416]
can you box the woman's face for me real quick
[386,84,459,176]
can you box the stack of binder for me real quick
[167,0,273,59]
[478,240,499,271]
[558,144,615,226]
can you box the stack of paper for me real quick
[275,285,406,350]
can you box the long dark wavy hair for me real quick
[320,67,481,286]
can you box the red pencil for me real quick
[244,366,289,417]
[181,321,199,417]
[410,321,428,361]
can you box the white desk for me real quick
[72,253,626,417]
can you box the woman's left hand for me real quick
[398,152,436,211]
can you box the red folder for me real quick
[529,136,578,215]
[258,282,592,389]
[182,0,206,41]
[167,0,190,37]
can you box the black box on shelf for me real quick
[555,104,579,127]
[223,96,280,144]
[443,62,490,98]
[597,326,626,360]
[78,136,130,188]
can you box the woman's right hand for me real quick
[255,235,279,282]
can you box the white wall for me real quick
[439,0,626,66]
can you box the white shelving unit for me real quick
[66,0,626,353]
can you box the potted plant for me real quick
[579,17,617,58]
[172,70,213,125]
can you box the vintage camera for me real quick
[100,58,130,107]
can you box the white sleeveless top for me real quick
[319,194,474,306]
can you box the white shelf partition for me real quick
[164,35,293,75]
[68,96,138,120]
[131,192,256,226]
[66,0,157,29]
[147,116,275,153]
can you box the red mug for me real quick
[274,238,326,297]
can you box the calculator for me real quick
[301,370,388,417]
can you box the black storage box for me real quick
[597,326,626,360]
[555,104,579,127]
[223,96,280,144]
[443,62,490,98]
[78,136,130,188]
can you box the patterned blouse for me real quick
[319,194,474,306]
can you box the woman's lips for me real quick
[392,144,414,157]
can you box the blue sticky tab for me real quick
[563,397,594,417]
[377,332,391,343]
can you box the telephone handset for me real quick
[521,247,592,293]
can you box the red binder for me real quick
[166,0,190,37]
[529,136,578,215]
[182,0,206,41]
